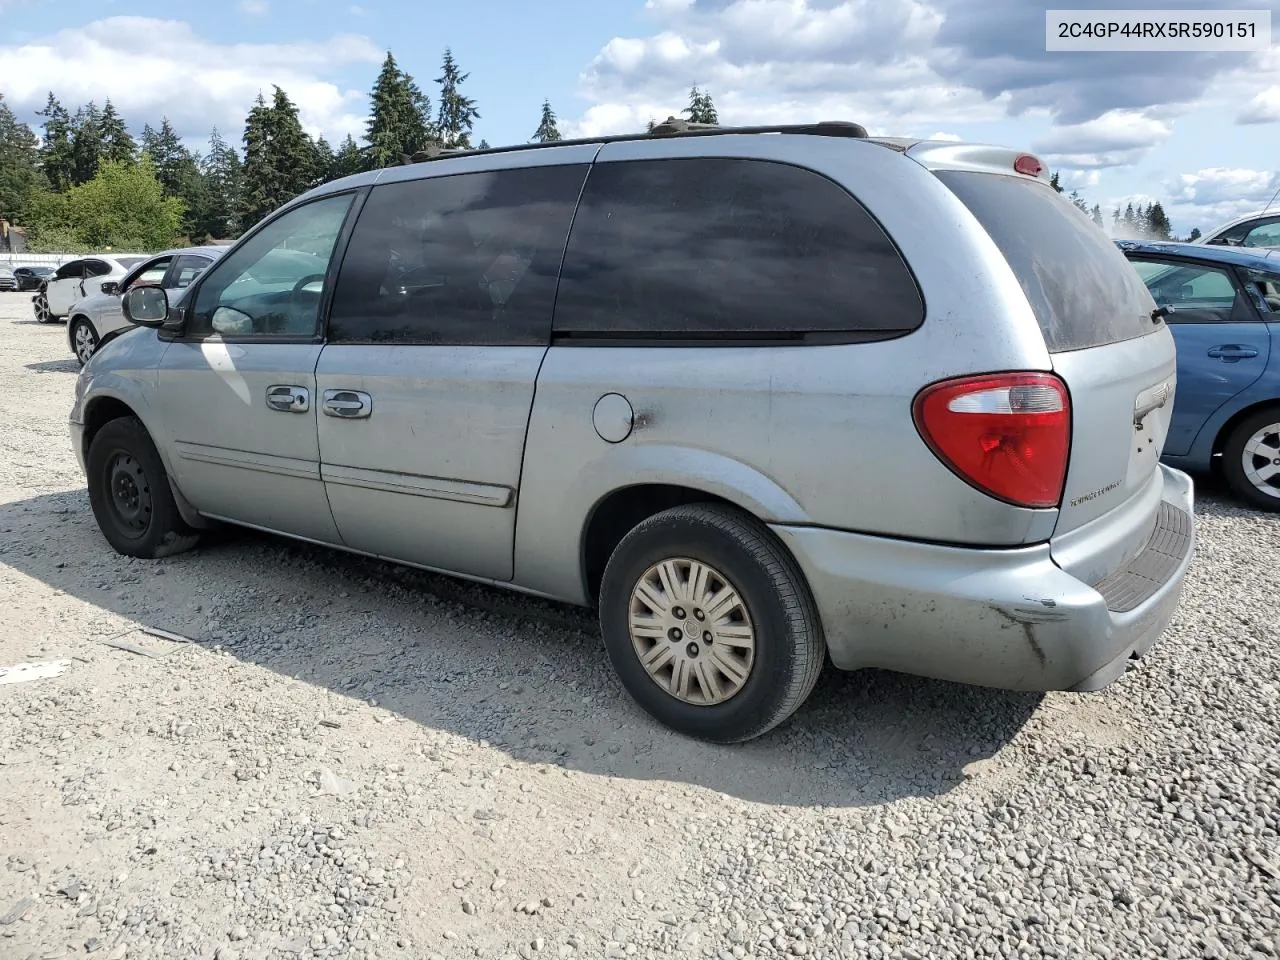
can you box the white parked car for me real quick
[65,246,228,366]
[1195,211,1280,249]
[33,254,148,324]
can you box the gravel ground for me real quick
[1,290,1278,960]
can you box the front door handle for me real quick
[322,389,373,419]
[1207,344,1259,362]
[265,384,310,412]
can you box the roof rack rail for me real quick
[400,119,871,164]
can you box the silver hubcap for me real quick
[35,297,48,321]
[1242,423,1280,499]
[628,557,756,706]
[74,323,96,362]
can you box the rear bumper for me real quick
[772,465,1196,692]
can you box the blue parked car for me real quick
[1117,240,1280,510]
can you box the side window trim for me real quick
[172,188,368,344]
[317,187,370,343]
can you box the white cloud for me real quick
[348,4,367,15]
[1032,110,1171,170]
[570,0,1006,140]
[0,17,379,145]
[1162,167,1280,234]
[1238,86,1280,124]
[239,0,269,14]
[926,131,962,141]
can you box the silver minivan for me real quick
[70,121,1196,743]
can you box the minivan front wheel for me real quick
[1223,409,1280,511]
[87,416,201,558]
[599,504,825,743]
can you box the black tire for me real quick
[1222,408,1280,512]
[598,503,825,743]
[70,317,98,367]
[86,416,201,558]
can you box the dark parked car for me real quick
[13,265,55,291]
[1117,240,1280,510]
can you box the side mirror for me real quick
[122,286,170,328]
[100,280,119,296]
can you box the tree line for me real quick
[0,48,569,253]
[1048,171,1196,242]
[2,63,1203,253]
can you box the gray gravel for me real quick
[1,291,1278,959]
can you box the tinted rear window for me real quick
[936,171,1155,352]
[554,157,923,340]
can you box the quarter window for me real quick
[553,158,924,340]
[328,164,589,345]
[54,261,84,281]
[189,193,355,339]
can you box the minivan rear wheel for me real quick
[1222,409,1280,511]
[598,503,825,743]
[87,416,201,558]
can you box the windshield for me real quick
[116,257,146,269]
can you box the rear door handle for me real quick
[1207,344,1259,361]
[265,384,310,412]
[322,389,373,419]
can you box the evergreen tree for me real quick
[313,136,336,183]
[533,100,561,143]
[99,100,136,165]
[1147,201,1171,240]
[435,48,480,149]
[0,93,44,224]
[1049,171,1063,193]
[364,51,434,169]
[646,118,658,133]
[683,86,719,124]
[141,117,204,237]
[1091,204,1103,228]
[70,102,104,185]
[1113,206,1121,227]
[37,94,75,193]
[240,87,319,229]
[1122,202,1137,232]
[477,138,491,150]
[1188,227,1202,241]
[1067,189,1089,214]
[330,134,365,180]
[191,127,243,240]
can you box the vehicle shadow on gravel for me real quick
[24,359,79,374]
[9,483,1246,807]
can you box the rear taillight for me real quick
[912,372,1071,509]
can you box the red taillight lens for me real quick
[912,372,1071,509]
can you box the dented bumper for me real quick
[770,466,1196,692]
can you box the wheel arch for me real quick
[1212,397,1280,459]
[81,393,209,530]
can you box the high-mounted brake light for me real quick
[913,372,1071,509]
[1013,153,1044,177]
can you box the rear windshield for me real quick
[936,171,1156,353]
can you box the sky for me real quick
[0,0,1278,237]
